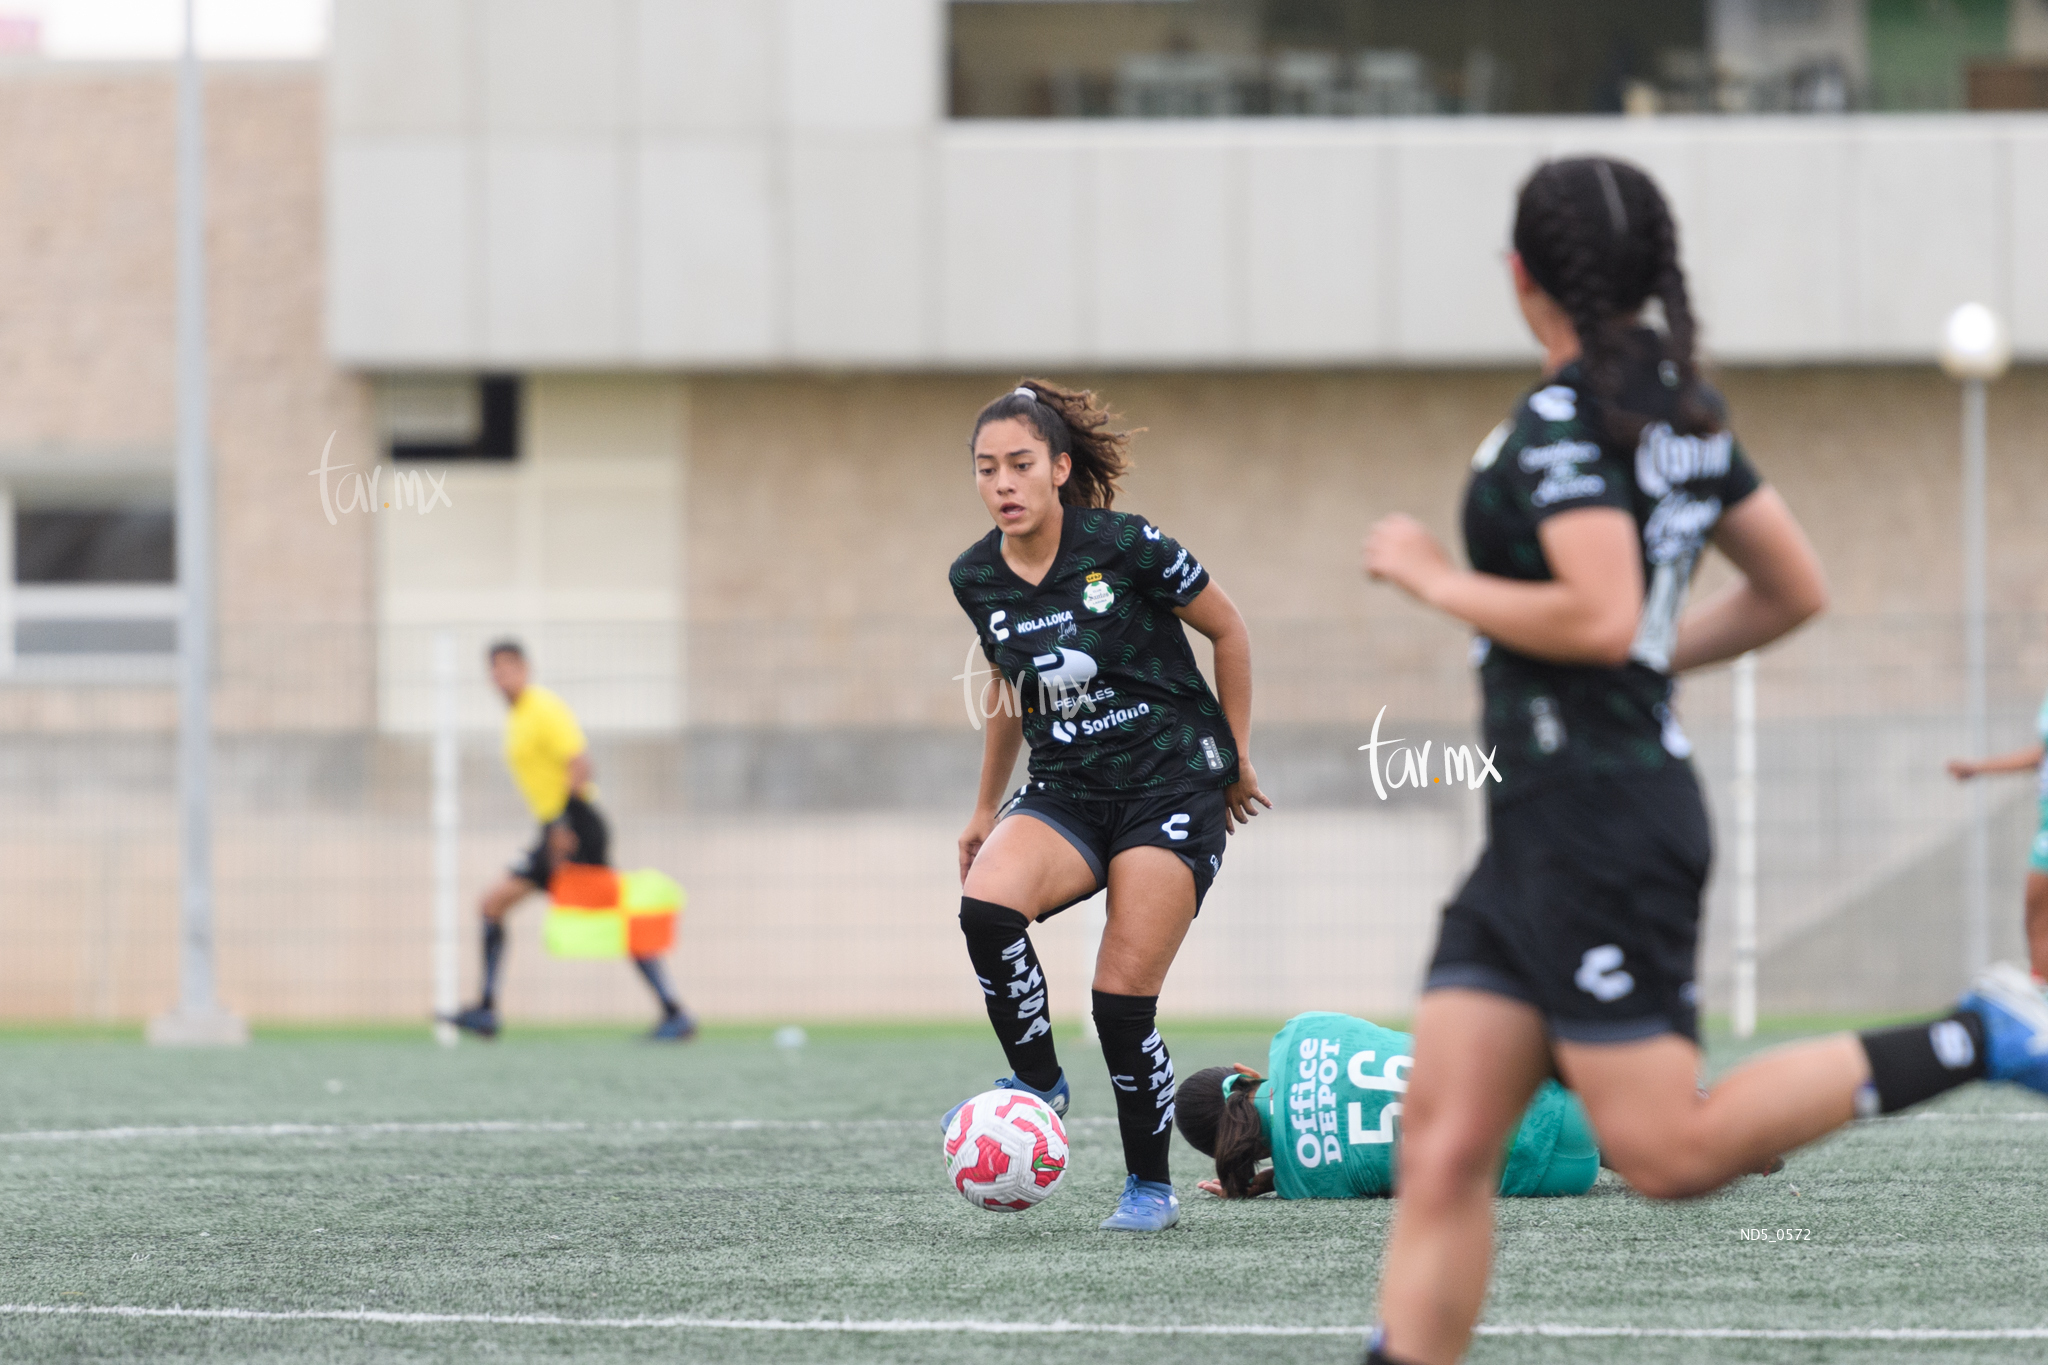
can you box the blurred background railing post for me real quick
[1733,651,1758,1041]
[432,629,460,1047]
[148,0,243,1048]
[1941,302,2012,980]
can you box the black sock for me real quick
[480,921,506,1009]
[632,957,682,1019]
[1856,1010,1988,1115]
[959,897,1061,1092]
[1093,989,1173,1185]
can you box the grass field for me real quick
[2,1018,2046,1364]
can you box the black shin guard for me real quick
[1856,1011,1988,1115]
[959,897,1061,1091]
[632,956,682,1018]
[1093,990,1173,1184]
[480,920,507,1009]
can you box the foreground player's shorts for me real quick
[999,782,1229,917]
[1424,766,1710,1044]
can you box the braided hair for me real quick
[1512,157,1719,440]
[969,378,1134,510]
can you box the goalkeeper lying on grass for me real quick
[1174,1012,1600,1199]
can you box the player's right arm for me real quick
[959,705,1024,883]
[1949,743,2048,781]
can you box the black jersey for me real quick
[1461,342,1761,804]
[950,508,1238,799]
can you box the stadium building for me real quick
[3,0,2047,1024]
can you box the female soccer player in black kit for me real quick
[1359,158,2048,1364]
[947,380,1271,1232]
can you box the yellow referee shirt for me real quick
[502,684,589,822]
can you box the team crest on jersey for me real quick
[1082,573,1115,614]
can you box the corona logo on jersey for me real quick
[543,865,684,959]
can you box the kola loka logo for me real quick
[1357,706,1501,800]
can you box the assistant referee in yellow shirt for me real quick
[444,640,694,1040]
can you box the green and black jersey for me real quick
[950,508,1237,800]
[1461,341,1762,804]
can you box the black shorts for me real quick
[1000,782,1229,918]
[1424,767,1710,1044]
[510,794,610,888]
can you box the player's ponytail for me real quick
[1176,1065,1269,1198]
[1511,157,1719,442]
[969,378,1134,510]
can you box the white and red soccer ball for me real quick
[943,1089,1069,1211]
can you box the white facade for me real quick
[329,0,2048,371]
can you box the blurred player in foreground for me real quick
[1358,155,2048,1365]
[1948,683,2048,982]
[444,640,695,1041]
[1175,1013,1600,1201]
[947,380,1271,1232]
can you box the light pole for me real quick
[149,0,245,1046]
[1939,302,2011,983]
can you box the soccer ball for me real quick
[943,1089,1068,1212]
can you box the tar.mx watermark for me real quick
[1359,706,1500,799]
[308,431,453,526]
[954,639,1112,734]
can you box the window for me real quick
[381,374,521,462]
[949,0,2043,117]
[3,486,179,675]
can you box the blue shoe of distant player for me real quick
[1959,962,2048,1095]
[442,1004,498,1039]
[647,1012,698,1042]
[940,1071,1069,1134]
[1098,1174,1180,1232]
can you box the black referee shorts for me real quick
[510,793,610,888]
[1000,782,1229,918]
[1424,767,1711,1044]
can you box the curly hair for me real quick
[1175,1065,1269,1198]
[968,378,1134,509]
[1512,156,1719,441]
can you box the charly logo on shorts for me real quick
[1574,945,1635,1002]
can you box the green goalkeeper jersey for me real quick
[1258,1012,1598,1200]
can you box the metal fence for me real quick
[1,610,2042,1025]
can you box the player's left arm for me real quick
[1668,486,1828,674]
[565,750,593,796]
[1175,583,1273,832]
[1197,1168,1276,1199]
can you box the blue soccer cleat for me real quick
[940,1071,1069,1133]
[647,1012,698,1042]
[442,1004,498,1039]
[1959,963,2048,1096]
[1098,1174,1180,1231]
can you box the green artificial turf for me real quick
[0,1020,2044,1363]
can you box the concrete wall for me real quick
[0,63,380,733]
[329,0,2048,369]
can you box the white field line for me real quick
[0,1111,2037,1145]
[1,1305,2045,1341]
[0,1117,1122,1143]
